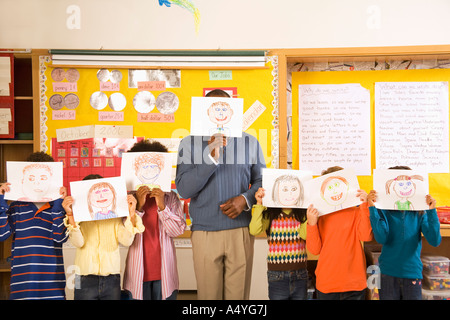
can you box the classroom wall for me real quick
[1,0,450,50]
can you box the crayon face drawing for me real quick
[21,164,53,202]
[134,153,165,186]
[372,169,429,211]
[190,97,244,137]
[121,152,173,192]
[70,176,129,222]
[272,175,304,207]
[87,181,118,220]
[385,174,424,210]
[320,176,349,210]
[4,161,63,202]
[207,101,234,134]
[303,168,362,216]
[262,168,312,208]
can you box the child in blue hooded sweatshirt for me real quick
[368,166,441,300]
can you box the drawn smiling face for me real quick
[89,186,114,210]
[277,179,301,207]
[136,163,161,184]
[322,177,349,206]
[207,101,233,126]
[394,180,415,198]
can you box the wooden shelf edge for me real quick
[0,140,33,145]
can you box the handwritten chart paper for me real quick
[375,82,449,173]
[298,84,371,175]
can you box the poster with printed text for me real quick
[70,176,129,222]
[5,161,63,202]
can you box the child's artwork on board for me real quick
[262,168,313,208]
[120,152,173,192]
[4,161,63,202]
[373,169,429,211]
[70,176,129,222]
[304,168,362,216]
[190,97,243,137]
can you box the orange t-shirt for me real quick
[306,202,373,294]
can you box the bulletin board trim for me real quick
[38,54,280,168]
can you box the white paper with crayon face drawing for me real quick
[190,97,243,137]
[373,169,429,211]
[70,176,129,222]
[5,161,63,202]
[304,168,362,216]
[262,168,313,208]
[120,152,173,192]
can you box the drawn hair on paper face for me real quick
[272,174,304,207]
[320,175,349,209]
[385,174,423,210]
[20,163,53,201]
[87,182,117,220]
[207,101,234,134]
[133,153,165,185]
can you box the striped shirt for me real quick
[0,195,68,300]
[175,133,266,231]
[123,191,186,300]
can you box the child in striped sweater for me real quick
[0,152,69,300]
[249,186,308,300]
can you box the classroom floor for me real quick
[177,290,198,300]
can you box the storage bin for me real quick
[423,273,450,290]
[421,255,450,275]
[422,289,450,300]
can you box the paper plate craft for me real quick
[262,168,313,208]
[304,168,362,216]
[373,169,429,211]
[4,161,63,202]
[70,176,129,222]
[190,96,243,137]
[121,152,173,192]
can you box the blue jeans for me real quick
[379,273,422,300]
[142,280,178,300]
[143,280,162,300]
[267,269,308,300]
[316,289,366,300]
[74,274,121,300]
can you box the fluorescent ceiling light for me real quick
[49,50,267,68]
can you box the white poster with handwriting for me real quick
[375,82,449,173]
[298,84,371,175]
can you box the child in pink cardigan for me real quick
[123,140,186,300]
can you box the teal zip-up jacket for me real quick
[369,206,441,279]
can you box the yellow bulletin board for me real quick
[292,68,450,206]
[38,56,279,169]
